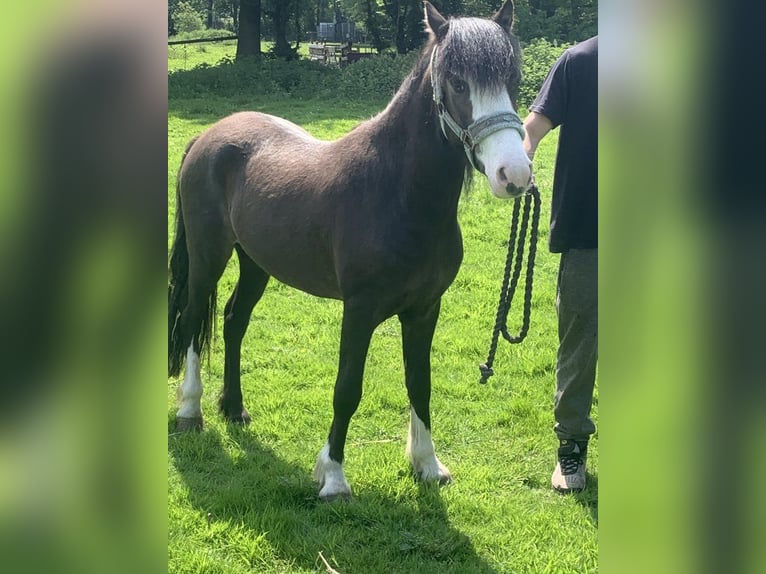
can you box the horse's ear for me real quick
[424,1,448,40]
[491,0,515,32]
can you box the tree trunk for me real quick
[236,0,262,60]
[207,0,214,28]
[365,0,385,52]
[383,0,407,54]
[395,1,406,54]
[293,8,301,50]
[269,1,294,59]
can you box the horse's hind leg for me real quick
[399,300,452,484]
[219,245,270,423]
[175,237,232,432]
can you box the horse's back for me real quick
[182,112,319,169]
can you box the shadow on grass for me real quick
[574,472,598,526]
[522,470,598,527]
[169,423,498,574]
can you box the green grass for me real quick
[168,39,237,72]
[168,80,597,572]
[169,40,290,72]
[168,40,329,72]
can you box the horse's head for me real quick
[425,0,531,199]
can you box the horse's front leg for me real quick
[313,300,377,501]
[399,300,452,485]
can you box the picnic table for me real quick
[308,43,374,67]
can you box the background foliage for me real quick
[168,39,567,108]
[168,0,596,51]
[172,1,207,34]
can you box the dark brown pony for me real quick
[168,0,531,500]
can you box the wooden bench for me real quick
[308,44,327,63]
[309,43,374,66]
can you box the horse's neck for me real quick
[373,72,466,218]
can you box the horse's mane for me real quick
[438,16,522,95]
[394,15,521,98]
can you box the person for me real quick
[522,36,598,493]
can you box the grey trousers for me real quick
[554,248,598,442]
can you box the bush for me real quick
[172,1,204,35]
[336,52,419,101]
[519,38,570,108]
[168,52,420,102]
[169,58,337,99]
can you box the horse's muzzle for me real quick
[505,182,527,198]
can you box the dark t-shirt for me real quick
[529,36,597,253]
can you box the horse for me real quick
[168,0,531,501]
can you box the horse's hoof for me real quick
[418,471,452,486]
[176,416,203,432]
[319,489,353,502]
[413,461,452,486]
[224,409,251,425]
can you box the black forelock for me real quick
[438,17,518,91]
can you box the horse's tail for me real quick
[168,137,217,377]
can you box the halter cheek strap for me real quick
[430,47,526,173]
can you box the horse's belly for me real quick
[269,263,342,300]
[236,234,342,299]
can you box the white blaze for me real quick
[470,84,531,198]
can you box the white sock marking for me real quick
[176,344,203,419]
[406,407,451,482]
[313,442,352,499]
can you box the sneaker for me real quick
[551,439,587,493]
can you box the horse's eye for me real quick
[450,77,467,94]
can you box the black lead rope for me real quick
[479,183,541,384]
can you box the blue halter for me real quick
[429,46,525,173]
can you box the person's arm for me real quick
[523,111,554,161]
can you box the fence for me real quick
[168,35,238,46]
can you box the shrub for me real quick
[168,51,422,102]
[169,58,337,99]
[519,38,570,108]
[335,52,419,101]
[172,1,204,35]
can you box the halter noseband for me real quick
[430,46,525,173]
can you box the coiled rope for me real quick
[479,183,541,384]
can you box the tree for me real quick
[172,1,206,34]
[379,0,426,54]
[214,0,240,32]
[236,0,262,59]
[362,0,387,51]
[206,0,214,28]
[233,0,240,31]
[263,0,306,59]
[513,0,597,43]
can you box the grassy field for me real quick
[168,61,597,573]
